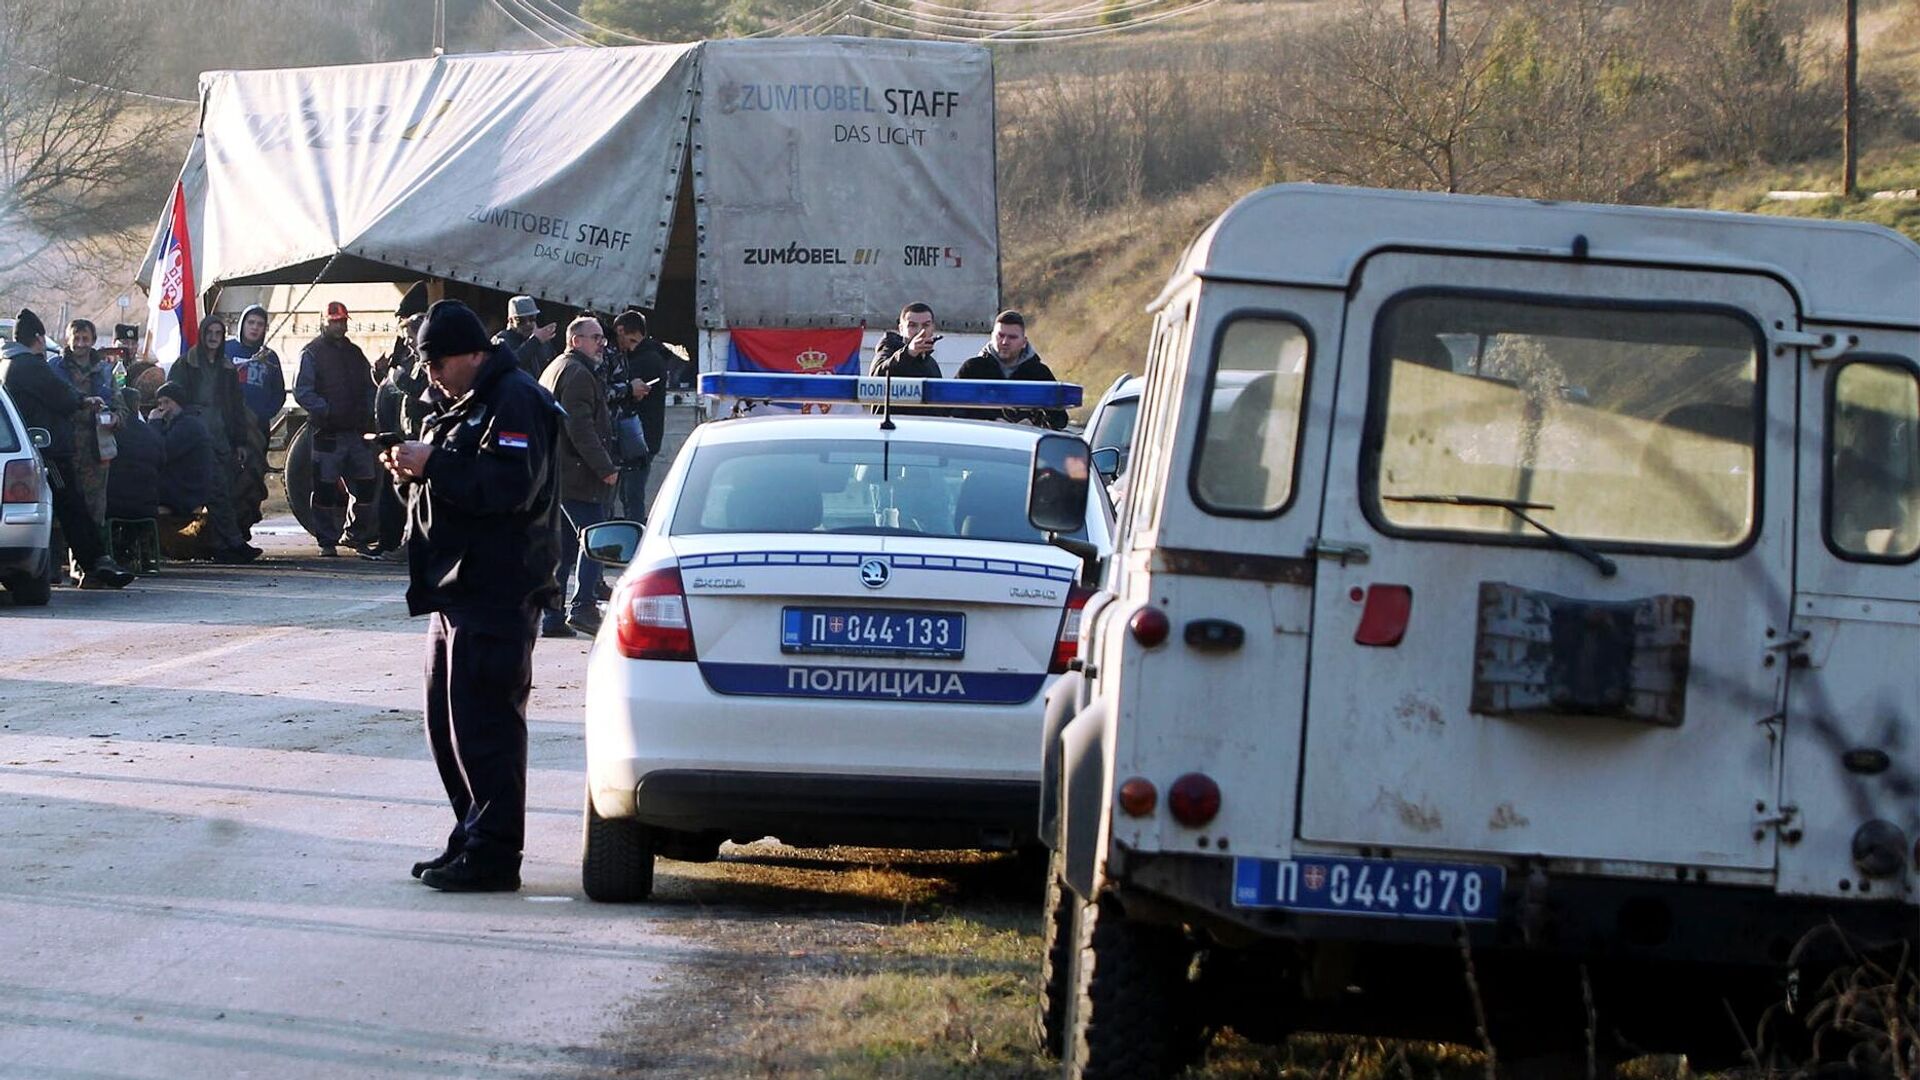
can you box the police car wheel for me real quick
[4,572,50,607]
[1034,844,1074,1058]
[581,789,656,902]
[1062,893,1195,1079]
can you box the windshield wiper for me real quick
[1384,494,1617,577]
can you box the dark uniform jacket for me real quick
[105,412,163,520]
[493,327,551,380]
[538,349,618,504]
[295,334,377,436]
[0,343,83,459]
[404,345,563,618]
[606,338,669,456]
[954,346,1071,430]
[154,411,216,513]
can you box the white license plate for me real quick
[1232,855,1503,922]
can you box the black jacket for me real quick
[606,338,669,457]
[105,412,163,520]
[404,345,563,617]
[954,347,1070,430]
[493,327,551,380]
[154,411,216,513]
[0,343,84,459]
[866,331,948,417]
[295,334,377,435]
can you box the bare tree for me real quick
[0,0,188,292]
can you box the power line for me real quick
[858,0,1183,34]
[486,0,566,46]
[520,0,672,44]
[6,59,196,106]
[842,0,1223,41]
[499,0,600,46]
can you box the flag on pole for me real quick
[146,181,197,364]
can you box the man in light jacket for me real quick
[537,317,618,637]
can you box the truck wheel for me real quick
[281,422,324,543]
[5,571,50,607]
[1035,845,1074,1057]
[1063,892,1195,1079]
[582,789,656,902]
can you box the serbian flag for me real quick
[727,328,863,412]
[146,181,198,364]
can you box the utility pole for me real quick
[1843,0,1858,196]
[1436,0,1448,64]
[433,0,447,56]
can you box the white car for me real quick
[0,383,53,606]
[578,400,1110,901]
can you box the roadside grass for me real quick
[615,845,1726,1079]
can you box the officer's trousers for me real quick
[423,607,537,867]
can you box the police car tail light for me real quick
[1,460,38,504]
[613,566,697,661]
[1049,585,1096,674]
[1167,773,1222,828]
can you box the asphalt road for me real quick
[0,519,687,1080]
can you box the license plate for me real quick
[781,607,965,659]
[1232,855,1503,922]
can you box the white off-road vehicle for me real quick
[1027,184,1920,1076]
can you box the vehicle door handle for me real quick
[1308,538,1370,566]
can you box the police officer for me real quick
[380,300,563,893]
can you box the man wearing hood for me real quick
[954,309,1070,430]
[225,305,282,543]
[0,308,135,589]
[295,301,381,558]
[170,313,258,563]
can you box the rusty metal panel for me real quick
[1472,582,1694,727]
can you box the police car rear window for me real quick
[1372,294,1761,550]
[670,438,1089,544]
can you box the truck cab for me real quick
[1034,184,1920,1075]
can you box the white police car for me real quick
[577,373,1108,901]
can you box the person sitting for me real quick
[106,389,163,522]
[149,381,218,556]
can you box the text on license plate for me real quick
[781,607,965,658]
[1232,856,1503,922]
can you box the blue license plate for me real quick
[1232,855,1503,922]
[781,607,966,659]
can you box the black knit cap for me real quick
[154,380,187,405]
[415,299,491,360]
[14,308,44,345]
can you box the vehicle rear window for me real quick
[670,438,1087,544]
[1372,294,1761,550]
[1190,317,1311,515]
[1828,360,1920,561]
[1088,394,1138,467]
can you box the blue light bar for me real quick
[699,373,1082,411]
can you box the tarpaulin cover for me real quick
[695,38,1000,332]
[141,44,700,311]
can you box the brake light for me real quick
[1128,605,1170,647]
[1049,585,1096,674]
[1354,584,1413,647]
[1168,773,1222,828]
[612,565,697,661]
[2,460,38,505]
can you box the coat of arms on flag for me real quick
[146,180,198,364]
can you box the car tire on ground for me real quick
[582,789,656,902]
[282,421,325,544]
[1035,843,1075,1058]
[5,571,50,607]
[1062,892,1197,1079]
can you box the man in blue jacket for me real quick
[381,300,562,893]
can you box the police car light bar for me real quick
[699,372,1083,411]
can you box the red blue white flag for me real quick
[726,328,862,376]
[146,181,198,364]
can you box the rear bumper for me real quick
[1112,847,1916,968]
[631,768,1039,850]
[0,543,49,578]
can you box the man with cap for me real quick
[295,302,380,557]
[493,295,557,379]
[373,298,432,556]
[380,299,562,893]
[0,308,135,589]
[148,380,217,529]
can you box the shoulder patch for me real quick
[497,430,530,450]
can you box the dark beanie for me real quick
[154,380,187,405]
[14,308,44,345]
[416,299,491,360]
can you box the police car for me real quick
[576,373,1107,901]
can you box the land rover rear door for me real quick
[1299,252,1796,874]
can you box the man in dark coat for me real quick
[375,309,432,554]
[169,313,257,562]
[607,310,668,522]
[493,295,556,379]
[148,381,218,537]
[537,317,619,638]
[105,389,163,522]
[380,299,562,893]
[0,308,134,588]
[295,301,380,557]
[954,309,1071,430]
[867,301,948,417]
